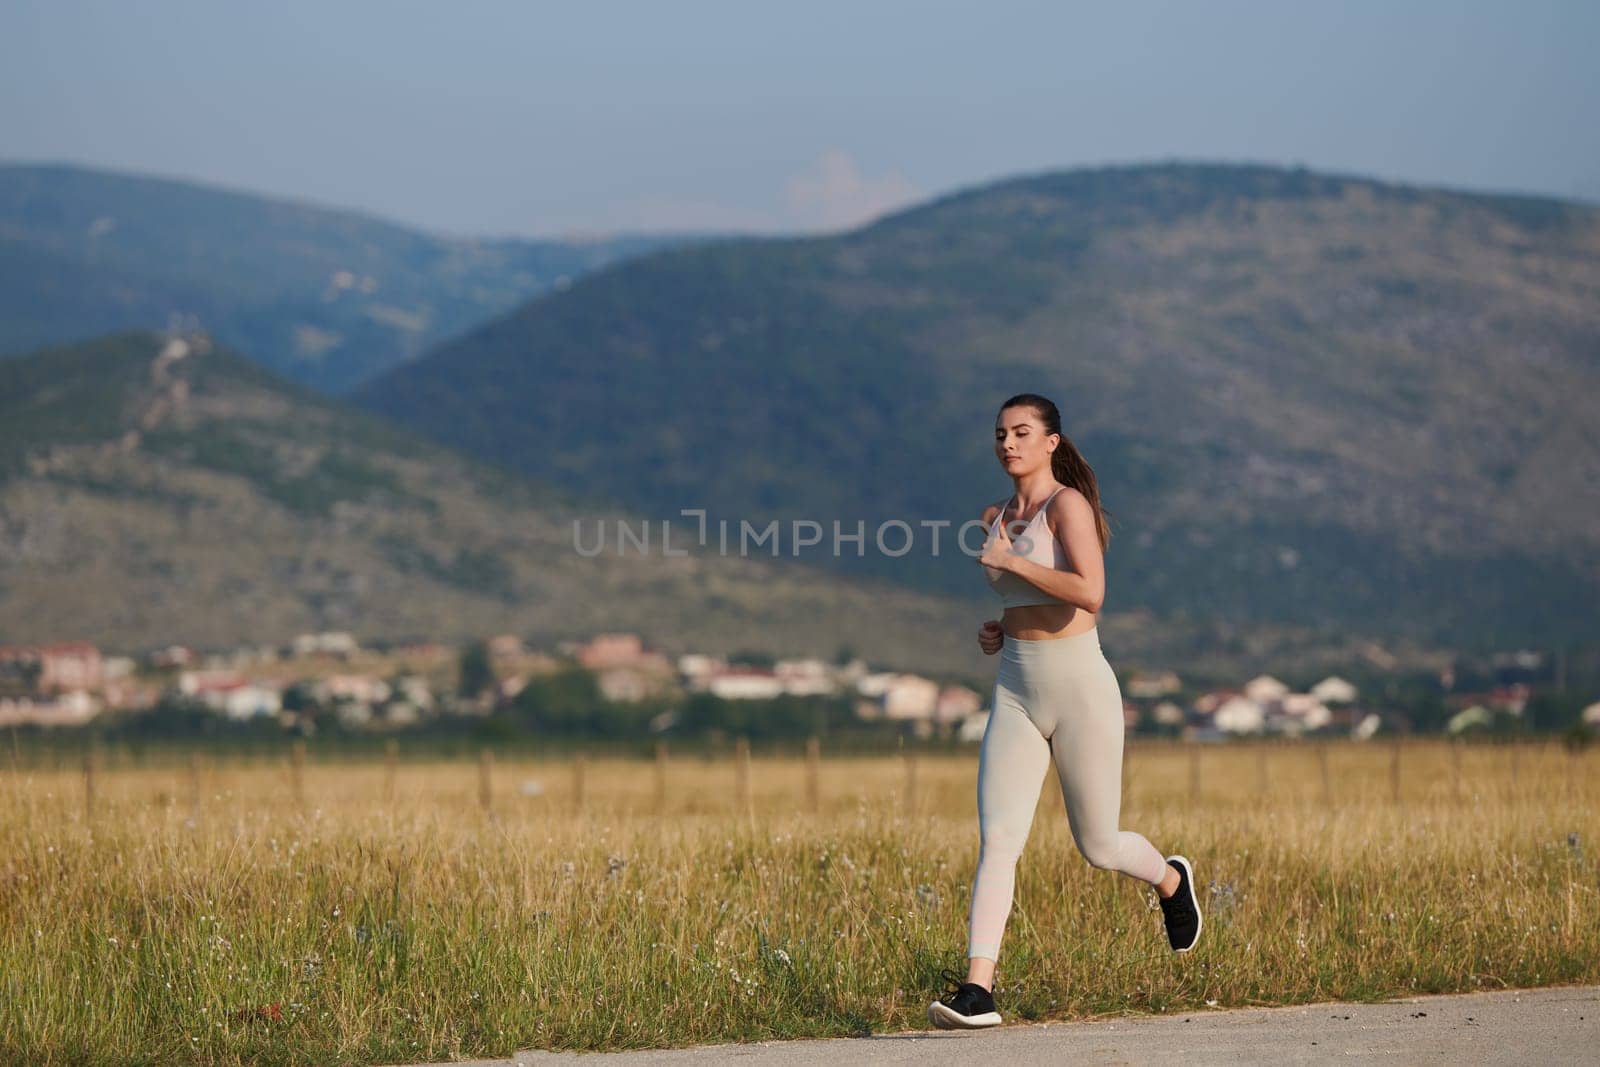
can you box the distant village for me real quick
[2,630,1591,743]
[0,631,1585,741]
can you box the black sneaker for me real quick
[1158,854,1203,952]
[927,968,1002,1029]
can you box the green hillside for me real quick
[0,162,700,392]
[352,161,1600,649]
[0,330,986,676]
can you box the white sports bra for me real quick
[983,485,1071,609]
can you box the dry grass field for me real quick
[2,739,1596,1065]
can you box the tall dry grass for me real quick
[1,739,1596,1065]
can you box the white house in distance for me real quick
[958,711,989,743]
[853,671,981,727]
[707,668,786,700]
[1212,694,1266,734]
[0,641,105,692]
[293,631,359,658]
[1185,674,1348,737]
[1192,690,1239,717]
[150,644,196,668]
[314,674,390,705]
[936,685,982,724]
[1151,701,1186,727]
[0,689,100,727]
[385,675,434,726]
[1310,675,1358,704]
[1243,674,1290,703]
[678,651,843,702]
[856,672,940,721]
[677,653,720,686]
[1270,693,1333,734]
[774,658,837,696]
[177,669,283,720]
[569,632,676,702]
[1126,669,1181,698]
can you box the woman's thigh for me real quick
[976,677,1051,848]
[1039,653,1126,837]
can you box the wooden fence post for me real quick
[479,748,494,812]
[805,735,821,814]
[82,744,98,823]
[735,736,752,820]
[1451,740,1463,803]
[384,739,399,805]
[654,739,668,808]
[291,739,306,807]
[1390,740,1402,806]
[187,751,203,818]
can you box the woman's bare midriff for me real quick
[984,499,1099,640]
[1002,603,1096,640]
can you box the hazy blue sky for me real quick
[3,1,1596,238]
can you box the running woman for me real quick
[928,393,1201,1031]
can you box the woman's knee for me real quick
[1074,831,1123,871]
[978,825,1029,865]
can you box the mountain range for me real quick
[0,162,700,393]
[351,161,1600,651]
[4,159,1597,676]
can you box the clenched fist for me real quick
[977,619,1004,655]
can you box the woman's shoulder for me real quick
[1060,484,1095,510]
[1044,483,1090,521]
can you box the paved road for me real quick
[397,984,1598,1066]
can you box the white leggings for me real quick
[968,626,1169,961]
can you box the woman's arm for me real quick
[991,489,1105,612]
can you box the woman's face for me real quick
[994,406,1057,476]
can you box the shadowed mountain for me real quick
[352,161,1600,650]
[0,162,705,392]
